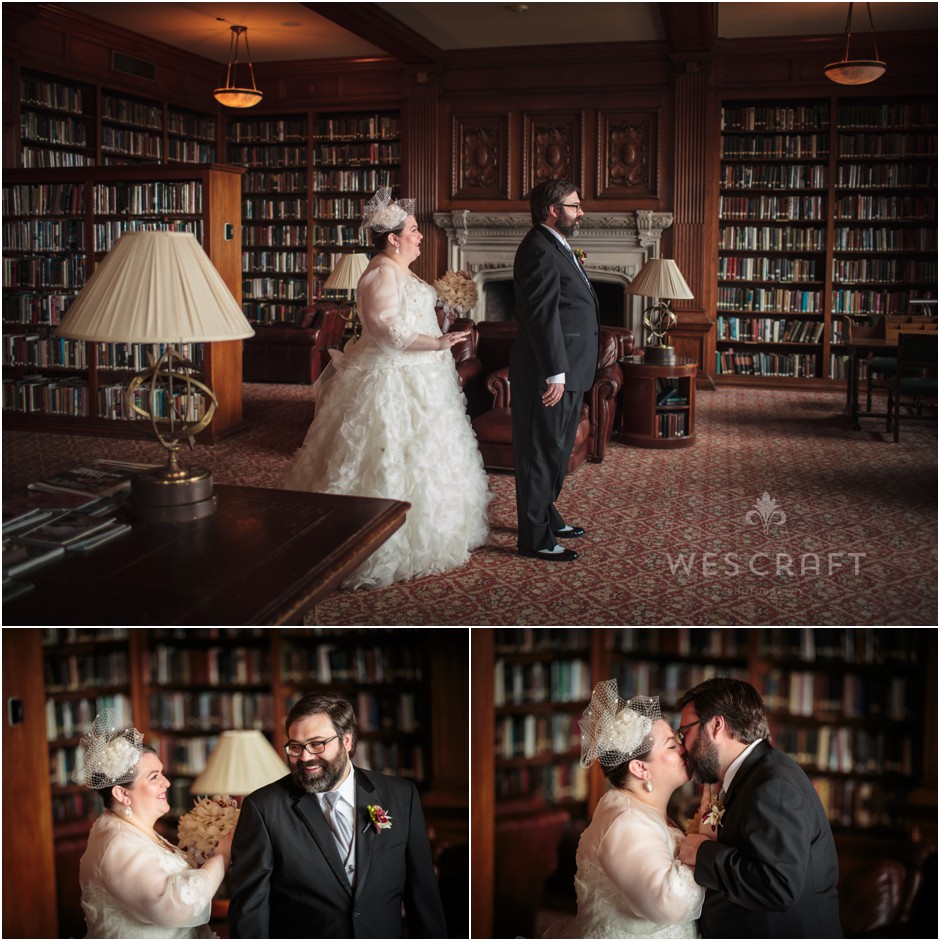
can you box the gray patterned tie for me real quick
[324,791,354,882]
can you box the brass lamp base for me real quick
[131,467,217,523]
[643,344,677,365]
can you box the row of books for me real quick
[776,724,913,776]
[314,143,400,164]
[494,628,592,651]
[759,627,923,664]
[717,256,819,282]
[835,162,935,188]
[100,129,163,159]
[836,132,936,158]
[102,95,162,129]
[715,350,818,377]
[721,105,829,132]
[3,219,85,251]
[719,225,826,252]
[3,374,89,415]
[244,303,305,325]
[833,226,937,252]
[242,225,306,246]
[310,225,371,246]
[656,378,689,406]
[44,650,130,693]
[46,694,133,741]
[715,317,825,344]
[833,195,935,221]
[813,777,897,830]
[354,692,421,734]
[311,169,400,192]
[605,628,751,659]
[21,148,90,168]
[720,163,827,190]
[762,669,911,721]
[3,334,88,369]
[148,691,274,731]
[93,219,202,252]
[242,278,307,301]
[167,141,217,163]
[3,256,84,290]
[496,761,589,802]
[615,661,749,704]
[719,194,826,221]
[495,712,580,760]
[227,119,308,143]
[838,102,937,128]
[831,290,914,316]
[19,113,87,147]
[51,790,100,824]
[721,135,828,159]
[243,170,308,192]
[147,645,272,687]
[657,412,688,438]
[279,644,424,685]
[21,76,85,113]
[92,182,203,215]
[833,259,936,284]
[356,741,425,783]
[228,145,308,166]
[310,115,400,140]
[242,251,308,273]
[166,112,216,138]
[493,659,592,707]
[717,288,822,314]
[2,183,84,216]
[244,197,307,219]
[42,628,130,645]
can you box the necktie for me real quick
[718,787,727,803]
[324,791,354,882]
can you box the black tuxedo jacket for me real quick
[695,741,842,939]
[510,225,600,392]
[227,768,447,939]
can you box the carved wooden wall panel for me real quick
[597,110,659,198]
[451,113,509,199]
[522,111,582,195]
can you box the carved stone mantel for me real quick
[432,211,674,331]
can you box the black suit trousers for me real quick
[512,384,582,551]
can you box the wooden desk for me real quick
[843,336,897,430]
[3,485,409,626]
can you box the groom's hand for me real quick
[542,381,565,406]
[679,833,710,867]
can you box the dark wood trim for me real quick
[471,630,495,939]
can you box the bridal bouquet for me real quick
[433,269,478,317]
[177,795,240,864]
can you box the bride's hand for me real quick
[438,328,471,350]
[211,828,235,868]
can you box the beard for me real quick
[556,215,580,238]
[685,731,722,785]
[290,748,349,793]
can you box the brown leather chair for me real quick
[243,302,348,384]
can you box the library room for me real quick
[2,4,937,628]
[2,627,469,939]
[470,627,937,939]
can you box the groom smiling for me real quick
[228,692,447,939]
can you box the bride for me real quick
[280,186,490,589]
[564,680,706,939]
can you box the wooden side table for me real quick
[618,356,697,448]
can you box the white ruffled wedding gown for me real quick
[556,789,704,939]
[280,257,491,589]
[79,813,218,939]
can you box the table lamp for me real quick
[190,729,288,798]
[323,251,370,337]
[625,258,694,365]
[56,231,254,522]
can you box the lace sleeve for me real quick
[597,810,704,926]
[97,833,219,928]
[357,263,418,353]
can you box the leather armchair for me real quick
[243,302,348,384]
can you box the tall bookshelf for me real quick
[1,163,246,441]
[225,110,401,326]
[19,70,96,169]
[717,97,937,386]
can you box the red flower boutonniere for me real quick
[573,248,588,267]
[366,804,393,833]
[702,798,725,832]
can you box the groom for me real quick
[676,678,842,938]
[511,180,600,562]
[228,692,447,939]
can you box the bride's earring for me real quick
[644,780,654,793]
[394,243,400,255]
[124,804,133,819]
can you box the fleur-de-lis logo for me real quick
[745,492,787,535]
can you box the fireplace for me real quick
[432,210,674,335]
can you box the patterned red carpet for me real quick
[4,383,937,626]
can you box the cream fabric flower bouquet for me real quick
[433,270,478,320]
[177,795,239,864]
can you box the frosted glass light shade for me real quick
[57,231,254,343]
[626,258,694,300]
[213,88,263,108]
[190,730,287,795]
[824,60,886,85]
[324,252,370,291]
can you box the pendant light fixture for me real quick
[825,2,887,85]
[214,24,263,108]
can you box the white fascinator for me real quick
[72,709,145,789]
[361,186,416,233]
[579,678,661,769]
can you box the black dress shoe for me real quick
[554,525,586,538]
[518,546,579,562]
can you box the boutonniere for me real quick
[701,798,725,832]
[572,248,587,267]
[364,804,393,834]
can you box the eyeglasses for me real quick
[675,720,701,745]
[284,735,339,757]
[559,202,583,210]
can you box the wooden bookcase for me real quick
[2,163,246,441]
[472,627,937,936]
[226,110,401,326]
[716,97,937,387]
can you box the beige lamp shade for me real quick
[324,252,370,292]
[190,730,287,795]
[57,230,254,343]
[625,258,694,301]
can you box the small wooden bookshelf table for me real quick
[619,356,697,448]
[3,485,409,626]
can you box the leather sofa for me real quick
[454,319,634,470]
[243,302,348,384]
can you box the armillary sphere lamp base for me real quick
[642,345,677,365]
[131,463,218,523]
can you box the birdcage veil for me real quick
[71,709,145,789]
[361,186,416,233]
[579,679,661,769]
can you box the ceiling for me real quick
[55,2,937,63]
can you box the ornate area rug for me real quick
[4,384,936,626]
